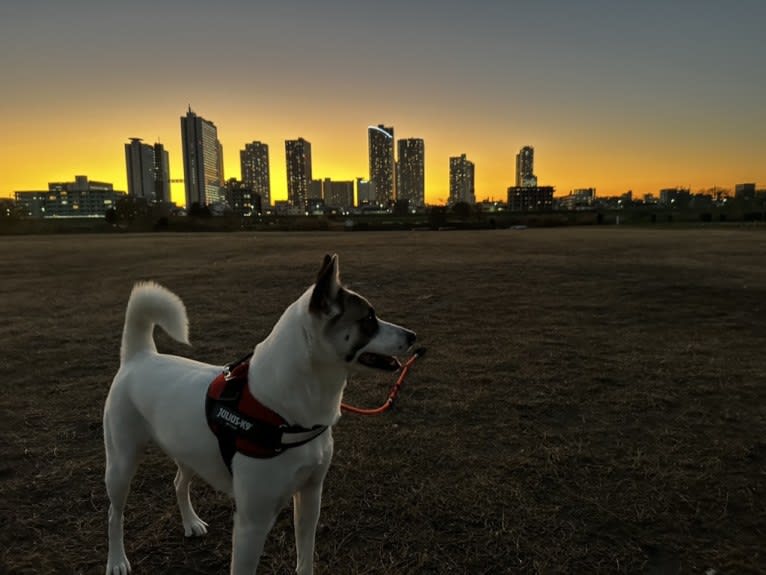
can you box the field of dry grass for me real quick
[1,227,764,574]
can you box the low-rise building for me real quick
[225,179,262,215]
[15,175,125,218]
[506,185,554,211]
[559,188,596,210]
[659,187,691,208]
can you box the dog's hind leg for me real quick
[174,462,208,536]
[104,415,148,575]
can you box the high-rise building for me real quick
[240,141,271,207]
[217,141,225,185]
[125,138,170,202]
[285,138,312,208]
[397,138,425,207]
[368,124,395,206]
[449,154,475,205]
[124,138,155,200]
[516,146,537,187]
[181,107,224,208]
[153,142,170,202]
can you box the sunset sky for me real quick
[1,0,764,207]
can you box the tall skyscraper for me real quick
[397,138,425,207]
[285,138,312,208]
[217,141,225,185]
[240,141,271,207]
[516,146,537,187]
[124,138,155,200]
[181,107,224,208]
[152,142,170,202]
[449,153,475,205]
[125,138,170,202]
[368,124,395,206]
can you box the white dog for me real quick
[103,254,416,574]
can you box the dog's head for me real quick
[308,254,416,371]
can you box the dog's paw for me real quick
[183,516,209,537]
[106,554,131,575]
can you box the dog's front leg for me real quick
[293,479,324,575]
[230,508,273,575]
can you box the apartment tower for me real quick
[240,141,271,207]
[449,153,475,205]
[516,146,537,187]
[181,107,224,208]
[368,124,395,206]
[124,138,155,200]
[397,138,425,207]
[285,138,312,208]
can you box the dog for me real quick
[103,254,416,574]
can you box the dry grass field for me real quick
[1,227,764,574]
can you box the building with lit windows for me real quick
[659,187,691,208]
[285,138,312,208]
[308,179,324,202]
[449,154,475,205]
[368,124,395,206]
[240,141,270,207]
[225,178,261,215]
[15,175,125,218]
[559,188,596,210]
[181,107,224,208]
[516,146,537,187]
[397,138,425,207]
[356,178,376,206]
[323,179,354,210]
[507,185,554,211]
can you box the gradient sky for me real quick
[1,0,764,206]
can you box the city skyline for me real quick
[1,1,764,205]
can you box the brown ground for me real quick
[0,227,764,574]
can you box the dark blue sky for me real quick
[2,0,764,202]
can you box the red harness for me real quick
[205,357,327,472]
[206,347,425,472]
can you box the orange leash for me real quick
[341,348,426,415]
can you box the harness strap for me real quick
[205,356,327,473]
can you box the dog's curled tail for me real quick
[120,282,190,363]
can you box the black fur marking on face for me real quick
[344,297,380,362]
[359,308,378,338]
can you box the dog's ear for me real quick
[310,253,341,315]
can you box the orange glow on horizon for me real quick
[1,107,764,207]
[2,3,764,210]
